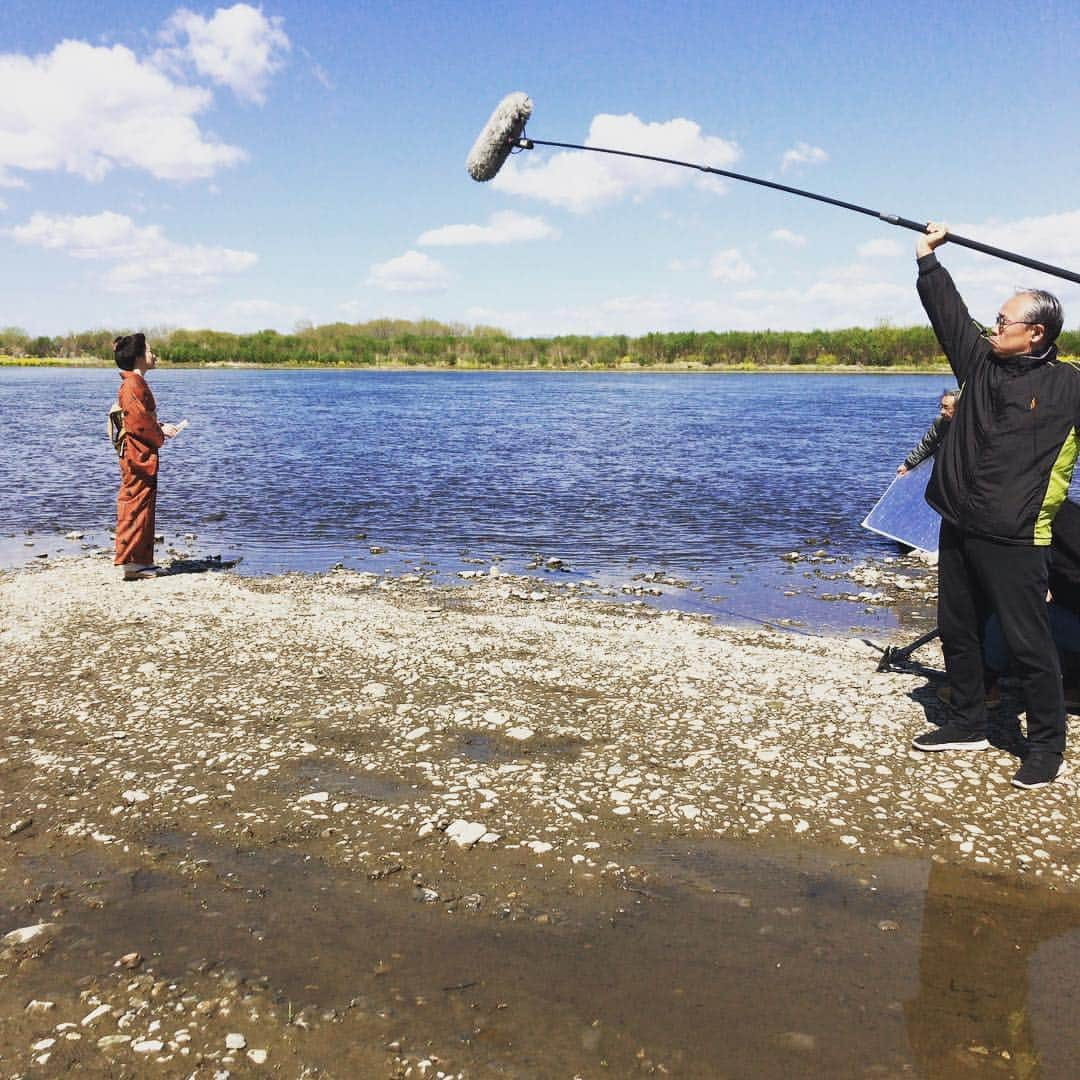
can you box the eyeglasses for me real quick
[994,313,1036,332]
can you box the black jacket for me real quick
[904,415,950,470]
[918,253,1080,546]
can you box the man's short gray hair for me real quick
[1019,289,1064,344]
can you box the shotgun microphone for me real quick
[466,92,533,181]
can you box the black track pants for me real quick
[938,521,1066,754]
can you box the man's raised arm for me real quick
[916,221,989,384]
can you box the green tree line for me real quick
[4,320,1080,369]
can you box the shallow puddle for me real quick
[3,835,1079,1077]
[453,731,584,764]
[293,759,417,803]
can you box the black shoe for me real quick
[912,725,990,752]
[1011,753,1065,789]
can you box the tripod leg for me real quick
[876,628,940,671]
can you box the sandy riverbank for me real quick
[2,557,1078,1076]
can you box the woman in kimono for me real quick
[113,333,180,580]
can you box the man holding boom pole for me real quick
[910,223,1079,788]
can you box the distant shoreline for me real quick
[0,356,953,375]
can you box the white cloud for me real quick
[466,207,1080,337]
[465,267,919,337]
[951,209,1080,267]
[10,210,257,291]
[771,228,806,247]
[493,113,741,213]
[159,4,290,104]
[857,237,904,258]
[223,298,308,330]
[734,277,914,329]
[907,210,1080,322]
[780,142,828,172]
[367,250,451,292]
[668,257,703,272]
[0,39,246,184]
[710,248,756,283]
[418,210,555,247]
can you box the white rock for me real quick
[298,791,330,804]
[122,789,149,804]
[404,726,430,741]
[226,1032,247,1050]
[3,922,59,947]
[363,682,389,699]
[505,726,534,741]
[25,1000,55,1014]
[679,805,700,820]
[81,1004,113,1026]
[445,820,487,848]
[527,841,554,854]
[247,1048,269,1064]
[132,1039,164,1053]
[31,1038,56,1051]
[778,1031,817,1051]
[98,1035,132,1049]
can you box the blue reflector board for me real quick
[861,461,941,553]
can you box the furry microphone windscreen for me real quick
[466,92,533,181]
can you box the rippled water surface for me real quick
[1,368,949,629]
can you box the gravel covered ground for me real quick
[1,555,1077,1077]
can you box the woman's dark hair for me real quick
[113,333,147,371]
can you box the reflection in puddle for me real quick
[455,734,504,762]
[906,861,1080,1079]
[293,760,416,802]
[453,732,584,763]
[3,837,1080,1076]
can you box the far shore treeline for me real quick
[4,319,1080,370]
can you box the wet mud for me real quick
[3,556,1079,1077]
[4,829,1080,1077]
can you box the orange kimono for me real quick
[114,371,165,568]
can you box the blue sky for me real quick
[2,0,1079,338]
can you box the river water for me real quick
[0,368,949,631]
